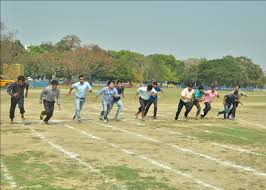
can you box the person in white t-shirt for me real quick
[135,84,157,120]
[175,83,194,120]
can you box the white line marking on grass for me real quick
[156,128,198,140]
[62,124,222,190]
[197,129,249,140]
[238,119,266,129]
[156,128,264,157]
[1,160,18,189]
[210,143,264,157]
[168,144,266,177]
[92,121,266,178]
[99,123,161,143]
[25,125,125,189]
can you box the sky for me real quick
[1,1,266,71]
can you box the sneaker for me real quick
[72,115,76,120]
[40,112,44,120]
[78,119,82,124]
[99,115,104,120]
[104,119,108,123]
[153,116,157,119]
[21,114,25,120]
[44,121,49,125]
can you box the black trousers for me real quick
[9,96,25,119]
[138,97,149,113]
[201,102,211,117]
[144,98,158,117]
[175,99,191,120]
[42,99,55,122]
[189,99,201,116]
[228,102,239,118]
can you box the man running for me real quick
[217,90,238,119]
[228,84,247,119]
[189,85,205,119]
[67,75,92,123]
[135,84,157,120]
[7,75,29,124]
[101,80,125,121]
[96,80,119,123]
[201,85,220,118]
[39,80,61,124]
[144,81,163,119]
[175,83,194,120]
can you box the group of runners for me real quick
[6,75,247,124]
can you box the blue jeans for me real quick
[74,97,85,120]
[108,100,123,119]
[102,100,113,119]
[224,103,232,119]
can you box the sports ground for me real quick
[1,87,266,190]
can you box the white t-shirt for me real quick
[137,87,157,100]
[181,87,194,103]
[71,81,92,98]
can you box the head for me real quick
[235,84,240,91]
[79,74,85,84]
[210,85,216,92]
[152,81,158,88]
[50,80,59,90]
[116,80,123,88]
[187,83,193,92]
[17,75,25,86]
[198,85,204,90]
[233,90,238,97]
[147,84,153,91]
[107,80,115,89]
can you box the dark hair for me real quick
[198,85,204,90]
[211,85,216,89]
[117,80,123,84]
[152,81,158,85]
[147,84,153,91]
[236,84,241,88]
[187,83,193,88]
[107,80,115,85]
[51,80,58,85]
[233,90,238,95]
[18,75,25,81]
[79,74,85,79]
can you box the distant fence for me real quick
[28,81,49,88]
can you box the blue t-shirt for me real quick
[150,86,161,100]
[194,89,204,100]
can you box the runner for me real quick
[7,75,29,124]
[101,80,125,121]
[144,81,163,119]
[201,85,220,118]
[96,80,119,123]
[175,83,194,120]
[135,84,157,120]
[228,84,247,119]
[189,85,205,119]
[217,90,238,119]
[67,74,92,123]
[39,80,61,124]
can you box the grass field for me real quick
[1,87,266,190]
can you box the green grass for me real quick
[1,151,76,190]
[102,165,177,190]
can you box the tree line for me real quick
[1,21,265,87]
